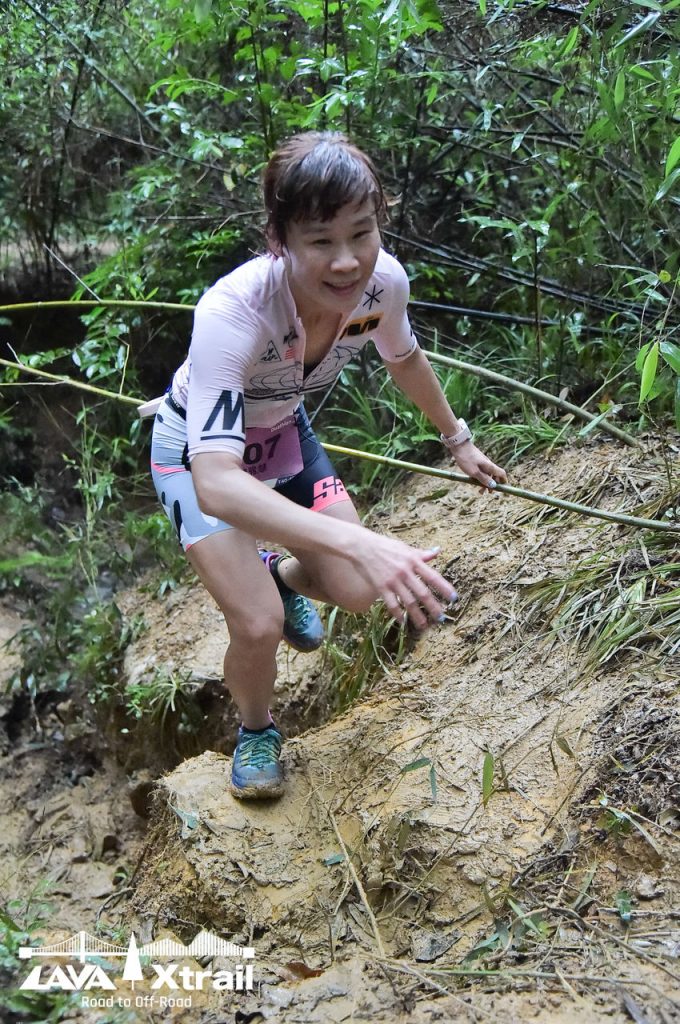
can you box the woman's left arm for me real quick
[384,345,508,490]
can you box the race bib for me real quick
[241,416,303,482]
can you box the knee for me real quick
[224,604,284,649]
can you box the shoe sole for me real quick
[230,778,285,800]
[282,632,324,653]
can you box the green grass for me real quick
[322,602,409,709]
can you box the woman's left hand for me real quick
[450,441,508,491]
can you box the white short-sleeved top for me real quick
[171,247,417,461]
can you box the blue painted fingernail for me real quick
[437,613,447,623]
[488,480,497,489]
[427,545,441,555]
[450,591,459,604]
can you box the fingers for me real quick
[422,545,441,562]
[491,461,508,485]
[453,447,508,491]
[384,551,458,631]
[357,535,458,631]
[476,461,507,491]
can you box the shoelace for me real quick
[236,730,281,769]
[282,591,312,630]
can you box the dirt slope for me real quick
[127,437,680,1023]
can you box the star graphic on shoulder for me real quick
[363,285,384,311]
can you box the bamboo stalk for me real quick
[423,350,638,447]
[0,299,640,446]
[0,299,194,314]
[0,358,142,405]
[1,359,676,533]
[322,444,680,535]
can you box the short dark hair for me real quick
[263,132,387,250]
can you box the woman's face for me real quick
[282,197,381,321]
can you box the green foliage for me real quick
[464,887,552,963]
[322,601,408,708]
[0,884,79,1022]
[320,358,479,498]
[124,667,204,754]
[3,0,680,435]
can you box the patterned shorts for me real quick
[150,398,350,551]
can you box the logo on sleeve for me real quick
[201,390,245,441]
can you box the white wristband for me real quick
[440,419,472,450]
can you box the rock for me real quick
[635,873,664,900]
[411,929,457,962]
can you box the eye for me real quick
[312,238,331,246]
[353,230,370,239]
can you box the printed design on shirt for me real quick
[245,364,302,401]
[338,312,383,340]
[391,324,417,360]
[260,340,282,362]
[283,326,298,360]
[299,344,359,392]
[200,389,246,441]
[311,475,349,512]
[362,285,384,311]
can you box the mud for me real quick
[2,436,679,1023]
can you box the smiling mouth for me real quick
[325,280,360,293]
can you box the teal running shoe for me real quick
[230,724,284,799]
[260,551,325,652]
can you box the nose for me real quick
[330,245,359,273]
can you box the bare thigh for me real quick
[185,528,284,642]
[286,499,376,613]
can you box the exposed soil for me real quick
[1,436,679,1023]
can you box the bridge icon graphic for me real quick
[19,929,255,964]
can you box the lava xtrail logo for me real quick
[19,928,255,1010]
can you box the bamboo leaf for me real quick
[639,341,659,403]
[479,0,487,14]
[194,0,212,22]
[556,735,576,758]
[578,404,621,436]
[429,763,438,801]
[635,341,652,373]
[619,810,663,854]
[401,757,431,773]
[0,909,23,932]
[665,136,680,179]
[482,751,494,807]
[675,378,680,432]
[0,552,70,573]
[630,64,656,81]
[660,341,680,375]
[380,0,401,25]
[655,168,680,202]
[559,26,580,57]
[613,11,661,49]
[614,70,625,110]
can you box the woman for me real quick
[149,132,507,799]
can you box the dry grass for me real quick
[519,542,679,667]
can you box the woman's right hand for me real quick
[350,531,456,630]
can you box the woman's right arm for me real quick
[191,453,456,628]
